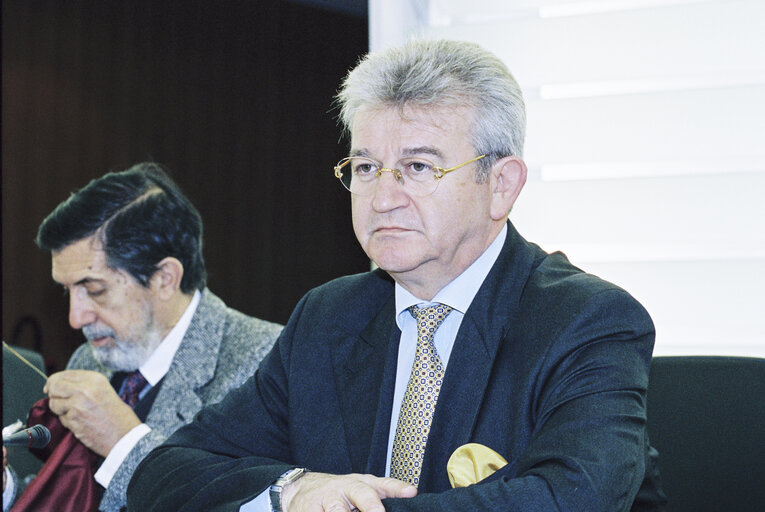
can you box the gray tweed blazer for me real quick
[66,288,282,512]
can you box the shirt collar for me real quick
[395,224,507,327]
[139,289,202,386]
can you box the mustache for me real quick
[82,324,116,341]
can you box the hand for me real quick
[3,446,7,492]
[282,472,417,512]
[45,370,141,457]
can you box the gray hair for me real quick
[336,39,525,180]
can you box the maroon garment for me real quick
[11,398,101,512]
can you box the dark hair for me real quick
[36,162,206,293]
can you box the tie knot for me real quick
[120,370,148,407]
[408,303,453,341]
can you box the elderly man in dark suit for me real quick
[128,40,665,511]
[3,164,281,512]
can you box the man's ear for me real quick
[489,156,527,221]
[151,257,185,301]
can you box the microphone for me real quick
[2,424,51,448]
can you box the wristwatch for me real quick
[269,467,309,512]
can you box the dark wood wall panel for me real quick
[2,0,369,372]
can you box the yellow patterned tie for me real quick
[390,303,453,486]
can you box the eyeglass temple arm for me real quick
[434,154,487,179]
[334,160,348,179]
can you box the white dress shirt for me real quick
[94,289,201,487]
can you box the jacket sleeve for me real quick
[102,303,282,512]
[127,294,310,512]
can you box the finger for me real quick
[358,475,417,499]
[47,396,67,415]
[342,480,387,512]
[50,369,102,387]
[57,411,74,431]
[54,369,91,380]
[49,394,81,418]
[383,478,417,499]
[43,373,59,394]
[45,373,75,398]
[323,503,351,512]
[322,495,367,512]
[46,383,73,399]
[58,407,87,433]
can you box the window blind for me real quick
[370,0,765,356]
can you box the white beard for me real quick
[82,303,162,371]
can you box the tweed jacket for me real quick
[67,288,282,512]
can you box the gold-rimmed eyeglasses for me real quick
[333,154,486,197]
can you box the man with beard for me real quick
[3,162,282,512]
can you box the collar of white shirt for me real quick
[138,289,202,386]
[394,224,507,323]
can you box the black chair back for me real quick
[647,356,765,512]
[3,344,48,480]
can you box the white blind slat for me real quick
[512,173,765,253]
[524,85,765,164]
[426,0,765,87]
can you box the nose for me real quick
[371,169,410,212]
[68,294,97,329]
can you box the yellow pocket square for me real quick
[447,443,508,488]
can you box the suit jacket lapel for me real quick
[332,294,398,474]
[418,222,537,491]
[365,311,402,476]
[145,289,223,427]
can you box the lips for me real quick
[82,324,116,346]
[374,225,412,234]
[90,336,113,347]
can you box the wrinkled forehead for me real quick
[351,101,475,131]
[51,236,114,285]
[350,103,476,156]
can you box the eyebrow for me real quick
[402,146,445,159]
[349,148,370,158]
[349,146,446,160]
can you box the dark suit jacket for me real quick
[128,223,665,511]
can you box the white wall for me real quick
[369,0,765,357]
